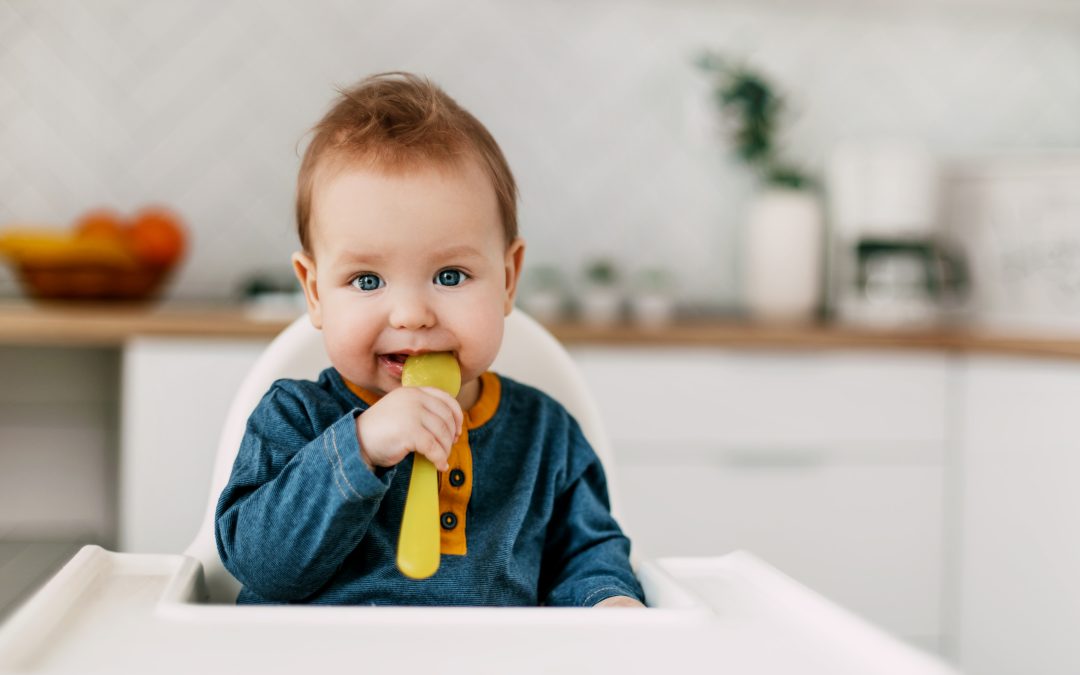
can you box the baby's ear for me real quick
[503,238,525,315]
[292,251,323,329]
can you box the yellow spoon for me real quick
[397,352,461,580]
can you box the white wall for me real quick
[1,0,1078,307]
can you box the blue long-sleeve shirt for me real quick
[214,367,644,607]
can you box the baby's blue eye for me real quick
[435,269,466,287]
[351,273,384,292]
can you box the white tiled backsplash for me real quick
[1,0,1079,305]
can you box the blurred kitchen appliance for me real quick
[826,140,965,326]
[943,153,1080,333]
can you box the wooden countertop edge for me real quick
[546,321,1080,359]
[1,302,1079,359]
[0,303,296,345]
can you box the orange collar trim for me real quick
[465,372,500,428]
[343,371,501,429]
[344,381,381,407]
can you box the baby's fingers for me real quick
[419,399,461,447]
[414,428,451,472]
[418,387,464,440]
[420,409,457,453]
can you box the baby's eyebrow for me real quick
[334,251,385,266]
[430,245,483,260]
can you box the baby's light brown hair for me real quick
[296,72,518,254]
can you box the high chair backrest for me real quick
[185,309,616,603]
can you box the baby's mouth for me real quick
[379,351,459,380]
[378,352,424,379]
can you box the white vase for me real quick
[579,286,623,326]
[629,292,675,327]
[743,188,824,321]
[518,289,565,324]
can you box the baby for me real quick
[215,72,644,608]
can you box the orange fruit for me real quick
[74,208,126,240]
[127,206,186,267]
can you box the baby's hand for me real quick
[355,386,463,472]
[594,595,645,608]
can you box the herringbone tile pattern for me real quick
[1,0,1078,305]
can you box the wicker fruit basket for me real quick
[0,207,186,302]
[13,262,175,301]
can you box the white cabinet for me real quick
[618,462,944,644]
[119,337,269,554]
[956,356,1080,675]
[573,347,949,651]
[573,348,949,450]
[0,347,118,541]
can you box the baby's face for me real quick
[294,158,523,401]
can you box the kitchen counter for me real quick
[1,299,1080,359]
[0,300,295,344]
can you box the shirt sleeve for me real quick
[540,423,646,607]
[215,382,397,602]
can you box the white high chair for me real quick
[0,310,958,675]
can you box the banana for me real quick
[0,228,138,268]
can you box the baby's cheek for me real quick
[323,317,374,376]
[322,331,355,376]
[459,319,504,379]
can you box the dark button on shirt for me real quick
[441,512,458,530]
[448,469,465,487]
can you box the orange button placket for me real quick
[438,425,472,555]
[344,371,501,558]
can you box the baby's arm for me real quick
[215,383,396,602]
[540,424,646,608]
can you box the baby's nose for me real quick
[388,288,436,330]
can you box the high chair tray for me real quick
[0,546,956,674]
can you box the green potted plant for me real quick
[697,52,824,322]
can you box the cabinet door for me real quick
[616,454,944,650]
[572,348,949,452]
[957,356,1080,675]
[120,337,268,553]
[572,347,948,651]
[0,347,117,540]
